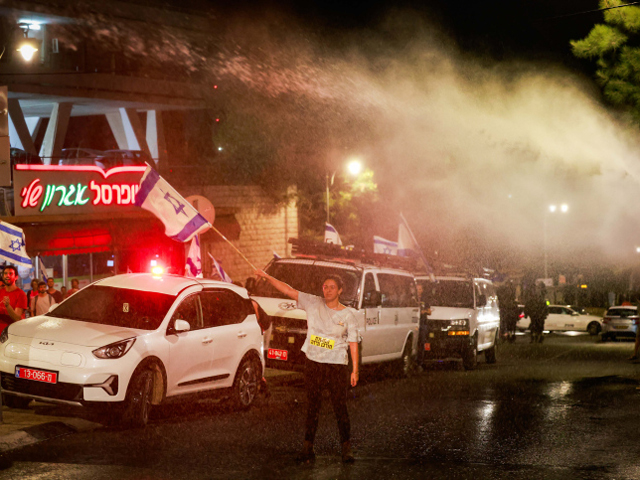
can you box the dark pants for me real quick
[304,357,350,444]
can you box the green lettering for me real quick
[63,184,75,206]
[74,183,89,205]
[40,184,55,212]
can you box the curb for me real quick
[0,418,100,454]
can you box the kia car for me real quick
[0,273,264,427]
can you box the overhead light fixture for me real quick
[16,24,40,62]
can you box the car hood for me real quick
[429,306,474,321]
[8,316,147,347]
[252,296,306,320]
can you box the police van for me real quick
[415,274,500,370]
[250,239,421,375]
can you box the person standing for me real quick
[31,281,57,316]
[0,266,28,331]
[65,278,80,298]
[27,278,38,317]
[524,282,549,343]
[416,282,432,366]
[255,269,359,463]
[47,277,63,304]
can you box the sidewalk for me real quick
[0,368,302,454]
[0,403,100,454]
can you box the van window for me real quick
[430,280,474,308]
[362,273,377,307]
[377,274,417,308]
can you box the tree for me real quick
[571,0,640,122]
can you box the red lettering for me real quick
[20,179,43,209]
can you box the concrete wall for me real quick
[184,185,297,285]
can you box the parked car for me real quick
[96,150,153,169]
[0,273,264,427]
[601,306,639,341]
[250,241,419,376]
[415,275,500,370]
[58,148,104,166]
[10,147,42,167]
[516,305,603,335]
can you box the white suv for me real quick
[415,275,500,369]
[251,256,420,375]
[0,273,264,427]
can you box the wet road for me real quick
[2,333,640,479]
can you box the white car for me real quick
[0,273,264,427]
[601,306,638,341]
[516,305,603,335]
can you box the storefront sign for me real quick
[14,165,147,216]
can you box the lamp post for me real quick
[543,203,569,281]
[326,159,362,224]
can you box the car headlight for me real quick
[0,327,8,344]
[92,338,136,359]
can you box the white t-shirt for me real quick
[31,294,57,317]
[298,292,358,365]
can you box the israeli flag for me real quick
[208,252,232,283]
[38,256,48,281]
[324,223,342,245]
[135,166,212,243]
[0,221,31,268]
[373,235,398,255]
[185,236,202,278]
[398,213,435,280]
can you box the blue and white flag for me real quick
[186,236,202,278]
[0,221,31,268]
[373,235,398,255]
[208,252,232,283]
[398,213,435,280]
[38,256,48,281]
[324,223,342,245]
[135,166,212,243]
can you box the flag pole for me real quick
[210,225,258,271]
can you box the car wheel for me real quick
[587,322,601,336]
[230,357,260,410]
[462,335,478,370]
[122,368,154,428]
[2,394,31,409]
[485,332,498,364]
[398,338,414,378]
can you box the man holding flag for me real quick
[0,221,31,331]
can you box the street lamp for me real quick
[326,159,363,223]
[544,203,569,280]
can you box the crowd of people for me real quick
[0,268,81,331]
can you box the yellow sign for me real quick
[310,335,335,350]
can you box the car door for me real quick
[545,306,562,330]
[199,289,256,389]
[165,291,216,396]
[360,272,384,358]
[393,274,420,351]
[377,273,406,356]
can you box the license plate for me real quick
[15,366,58,384]
[267,348,288,361]
[424,343,431,351]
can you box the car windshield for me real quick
[427,280,474,308]
[252,262,361,307]
[606,308,637,318]
[47,285,176,330]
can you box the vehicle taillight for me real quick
[519,313,524,319]
[603,317,611,324]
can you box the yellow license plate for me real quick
[310,335,334,350]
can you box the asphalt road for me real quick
[1,332,640,480]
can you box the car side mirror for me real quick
[363,291,382,308]
[477,294,487,307]
[173,319,191,334]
